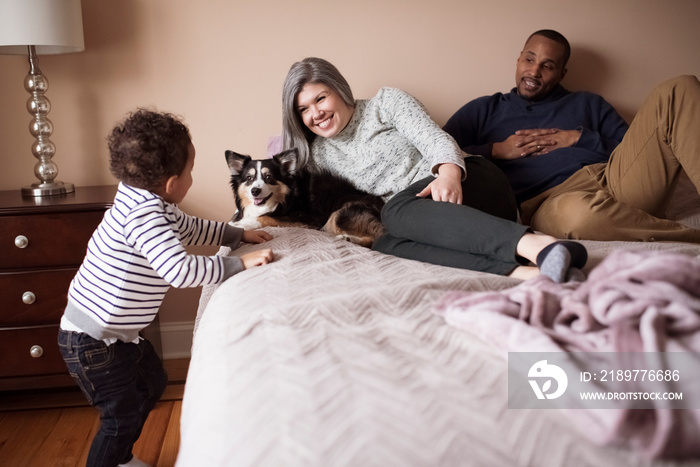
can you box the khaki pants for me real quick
[523,75,700,243]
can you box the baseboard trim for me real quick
[160,321,195,360]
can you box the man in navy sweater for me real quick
[443,29,700,243]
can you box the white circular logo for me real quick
[528,360,568,400]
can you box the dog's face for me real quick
[225,149,299,220]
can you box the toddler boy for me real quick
[58,109,273,467]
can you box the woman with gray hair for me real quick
[281,57,587,282]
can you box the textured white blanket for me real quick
[178,227,700,466]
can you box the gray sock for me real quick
[538,244,571,283]
[566,267,586,282]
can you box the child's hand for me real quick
[242,229,273,244]
[241,249,274,269]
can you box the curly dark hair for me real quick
[108,109,192,190]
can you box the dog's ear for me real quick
[272,148,300,176]
[225,150,250,176]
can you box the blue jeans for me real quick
[58,329,167,467]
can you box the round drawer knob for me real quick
[23,291,37,304]
[30,345,44,358]
[15,235,29,249]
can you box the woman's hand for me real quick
[416,163,463,204]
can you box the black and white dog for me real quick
[225,148,386,247]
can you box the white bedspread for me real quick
[177,227,700,467]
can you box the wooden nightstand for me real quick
[0,186,132,391]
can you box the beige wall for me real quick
[2,0,699,323]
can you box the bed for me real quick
[176,179,700,467]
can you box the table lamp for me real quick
[0,0,85,197]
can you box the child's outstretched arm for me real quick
[241,249,274,269]
[242,229,273,244]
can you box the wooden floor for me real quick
[0,358,189,467]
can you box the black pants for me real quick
[373,157,528,275]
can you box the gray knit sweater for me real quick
[310,87,469,200]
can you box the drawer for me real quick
[0,325,67,378]
[1,210,105,270]
[0,268,76,326]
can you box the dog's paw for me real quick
[229,217,262,230]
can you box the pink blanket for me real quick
[434,249,700,459]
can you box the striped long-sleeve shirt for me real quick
[62,182,244,343]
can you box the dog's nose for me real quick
[251,187,261,196]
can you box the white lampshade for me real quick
[0,0,85,55]
[0,0,85,197]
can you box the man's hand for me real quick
[491,129,581,159]
[416,163,463,204]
